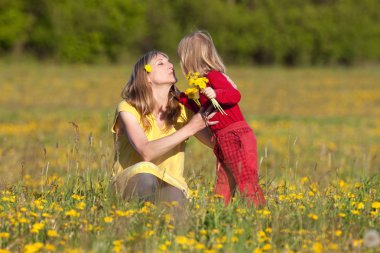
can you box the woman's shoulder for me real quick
[116,100,141,118]
[112,100,142,133]
[117,100,136,112]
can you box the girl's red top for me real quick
[178,70,245,132]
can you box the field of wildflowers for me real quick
[0,62,379,252]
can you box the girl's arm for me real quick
[178,92,200,112]
[118,110,216,162]
[207,70,241,105]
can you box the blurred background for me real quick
[1,0,380,65]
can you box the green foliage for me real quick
[0,0,380,64]
[0,0,31,52]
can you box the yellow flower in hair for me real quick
[144,64,152,73]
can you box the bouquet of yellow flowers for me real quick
[184,72,227,115]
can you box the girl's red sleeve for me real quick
[207,70,241,105]
[178,92,199,112]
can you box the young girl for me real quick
[177,31,266,207]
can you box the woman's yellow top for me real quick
[110,100,192,198]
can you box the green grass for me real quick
[0,62,379,252]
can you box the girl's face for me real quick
[147,54,177,85]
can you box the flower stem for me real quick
[211,98,227,115]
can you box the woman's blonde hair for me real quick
[178,30,225,77]
[121,50,181,132]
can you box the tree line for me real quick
[1,0,379,65]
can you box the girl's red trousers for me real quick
[213,121,266,207]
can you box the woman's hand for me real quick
[188,105,218,135]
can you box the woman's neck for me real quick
[151,84,171,116]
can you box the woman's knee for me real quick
[123,173,159,200]
[136,173,159,190]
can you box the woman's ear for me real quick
[146,75,152,84]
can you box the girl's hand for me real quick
[202,87,216,100]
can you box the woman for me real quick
[110,50,216,206]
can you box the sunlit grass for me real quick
[0,62,379,252]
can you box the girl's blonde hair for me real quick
[121,50,181,132]
[178,30,225,77]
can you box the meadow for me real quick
[0,62,379,252]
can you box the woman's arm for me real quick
[194,128,215,149]
[119,110,216,161]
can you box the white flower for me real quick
[363,229,380,248]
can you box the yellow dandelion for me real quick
[44,244,56,251]
[144,64,152,73]
[200,229,207,235]
[352,239,362,247]
[214,243,223,249]
[47,230,59,237]
[300,177,309,184]
[113,240,123,253]
[195,243,205,249]
[104,216,113,223]
[113,240,123,246]
[312,242,323,253]
[31,222,45,233]
[298,205,306,211]
[231,236,239,243]
[42,213,51,218]
[71,194,84,201]
[262,244,271,251]
[372,202,380,209]
[143,230,154,238]
[357,202,365,209]
[308,213,319,220]
[176,236,188,245]
[234,228,244,235]
[115,210,125,217]
[76,202,86,210]
[252,248,263,253]
[351,210,360,215]
[65,209,80,218]
[0,232,10,238]
[158,244,167,251]
[338,212,346,218]
[24,242,44,253]
[211,229,219,235]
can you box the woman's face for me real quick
[147,54,177,85]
